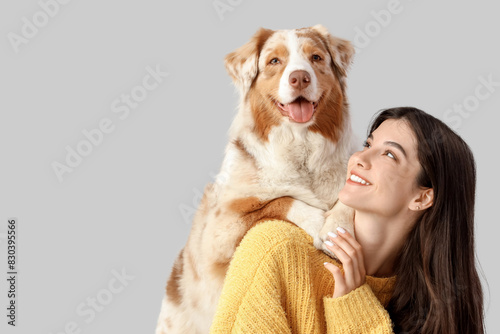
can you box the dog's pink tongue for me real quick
[288,99,314,123]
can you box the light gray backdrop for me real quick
[1,0,499,333]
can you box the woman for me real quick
[209,107,485,333]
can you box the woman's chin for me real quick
[338,193,370,213]
[338,190,358,209]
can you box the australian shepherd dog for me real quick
[156,24,356,333]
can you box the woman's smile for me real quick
[347,172,371,186]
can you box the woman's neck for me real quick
[354,210,415,277]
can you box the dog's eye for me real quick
[269,58,280,65]
[312,54,322,62]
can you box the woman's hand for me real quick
[323,227,366,298]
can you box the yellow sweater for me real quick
[210,220,396,334]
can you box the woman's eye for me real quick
[362,141,371,149]
[386,151,396,160]
[269,58,280,65]
[312,54,322,61]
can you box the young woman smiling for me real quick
[209,107,485,334]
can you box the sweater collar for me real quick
[365,275,397,295]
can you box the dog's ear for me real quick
[311,24,355,78]
[225,27,274,95]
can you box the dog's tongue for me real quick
[288,99,314,123]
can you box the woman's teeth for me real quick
[350,174,371,185]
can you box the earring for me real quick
[416,206,421,210]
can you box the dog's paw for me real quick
[319,202,355,258]
[320,208,355,239]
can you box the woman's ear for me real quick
[409,188,434,212]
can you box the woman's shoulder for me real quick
[246,219,313,242]
[237,219,314,255]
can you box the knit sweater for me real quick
[210,219,396,334]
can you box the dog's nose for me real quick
[289,70,311,90]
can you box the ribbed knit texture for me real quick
[210,220,396,334]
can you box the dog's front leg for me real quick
[204,196,299,270]
[285,199,327,250]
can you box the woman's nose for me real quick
[353,150,371,169]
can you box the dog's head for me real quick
[225,25,354,142]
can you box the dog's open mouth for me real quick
[276,97,318,123]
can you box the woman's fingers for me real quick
[336,227,366,276]
[326,230,361,285]
[323,262,346,298]
[323,227,366,298]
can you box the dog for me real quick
[156,24,356,334]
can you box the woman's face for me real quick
[339,119,424,217]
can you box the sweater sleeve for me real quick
[209,222,293,334]
[323,283,394,334]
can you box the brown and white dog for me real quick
[156,25,356,334]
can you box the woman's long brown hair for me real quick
[369,107,484,333]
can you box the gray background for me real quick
[1,0,499,333]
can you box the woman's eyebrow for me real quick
[368,134,408,158]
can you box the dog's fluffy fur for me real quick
[156,25,356,334]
